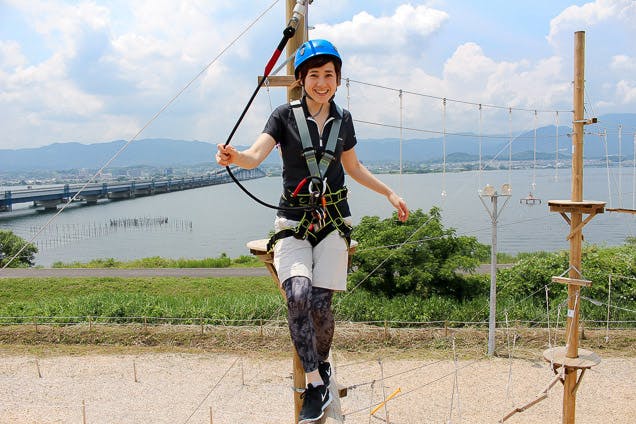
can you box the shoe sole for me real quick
[297,395,333,423]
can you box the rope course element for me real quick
[478,103,484,192]
[447,336,463,423]
[399,89,404,194]
[441,98,448,200]
[508,108,513,189]
[181,357,239,424]
[554,111,560,182]
[342,360,481,418]
[345,79,573,114]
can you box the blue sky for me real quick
[1,0,634,150]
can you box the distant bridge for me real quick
[0,167,265,213]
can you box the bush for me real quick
[0,230,38,268]
[349,208,489,299]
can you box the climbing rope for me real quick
[399,89,404,195]
[478,103,483,193]
[554,111,560,182]
[532,110,538,193]
[441,98,448,200]
[508,107,513,188]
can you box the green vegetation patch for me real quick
[0,277,283,324]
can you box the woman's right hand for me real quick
[215,144,238,166]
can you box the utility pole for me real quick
[479,184,511,356]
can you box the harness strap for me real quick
[266,218,352,253]
[290,100,343,180]
[268,100,349,253]
[284,187,348,206]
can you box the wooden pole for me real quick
[286,2,308,420]
[563,30,586,424]
[286,0,307,101]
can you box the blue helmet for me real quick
[294,39,342,79]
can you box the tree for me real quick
[0,230,38,268]
[349,208,489,299]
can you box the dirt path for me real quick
[0,264,507,278]
[0,349,633,423]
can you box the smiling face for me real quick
[301,61,339,106]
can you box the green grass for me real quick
[1,275,629,328]
[0,277,284,324]
[51,254,263,269]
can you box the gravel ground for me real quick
[0,350,633,423]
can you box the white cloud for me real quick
[341,38,572,140]
[1,1,634,150]
[615,80,636,104]
[312,4,448,49]
[611,54,636,72]
[0,41,27,70]
[547,0,636,45]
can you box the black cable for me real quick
[221,25,314,213]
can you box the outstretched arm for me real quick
[216,133,276,169]
[341,148,409,222]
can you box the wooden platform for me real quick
[542,347,601,369]
[548,200,606,214]
[247,238,358,264]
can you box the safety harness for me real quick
[266,99,352,252]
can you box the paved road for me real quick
[0,264,510,278]
[0,267,270,278]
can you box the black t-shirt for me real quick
[263,97,357,220]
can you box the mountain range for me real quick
[1,113,633,172]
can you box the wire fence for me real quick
[1,315,635,330]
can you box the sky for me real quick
[0,0,635,150]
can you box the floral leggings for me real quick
[283,276,334,373]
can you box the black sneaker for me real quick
[318,361,331,387]
[298,383,331,423]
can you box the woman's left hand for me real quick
[388,192,409,222]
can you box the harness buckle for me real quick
[307,176,326,197]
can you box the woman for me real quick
[216,39,408,423]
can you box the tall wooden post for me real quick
[286,2,308,420]
[563,30,586,424]
[286,0,307,101]
[545,30,603,424]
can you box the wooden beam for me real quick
[565,211,599,240]
[607,208,636,215]
[551,276,592,287]
[257,75,297,87]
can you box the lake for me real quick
[1,167,634,266]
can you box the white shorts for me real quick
[273,216,352,291]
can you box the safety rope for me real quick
[181,357,239,424]
[532,110,538,193]
[478,103,483,193]
[508,107,513,188]
[447,336,463,423]
[441,98,447,200]
[399,89,404,195]
[554,111,560,182]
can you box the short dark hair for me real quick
[297,55,342,85]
